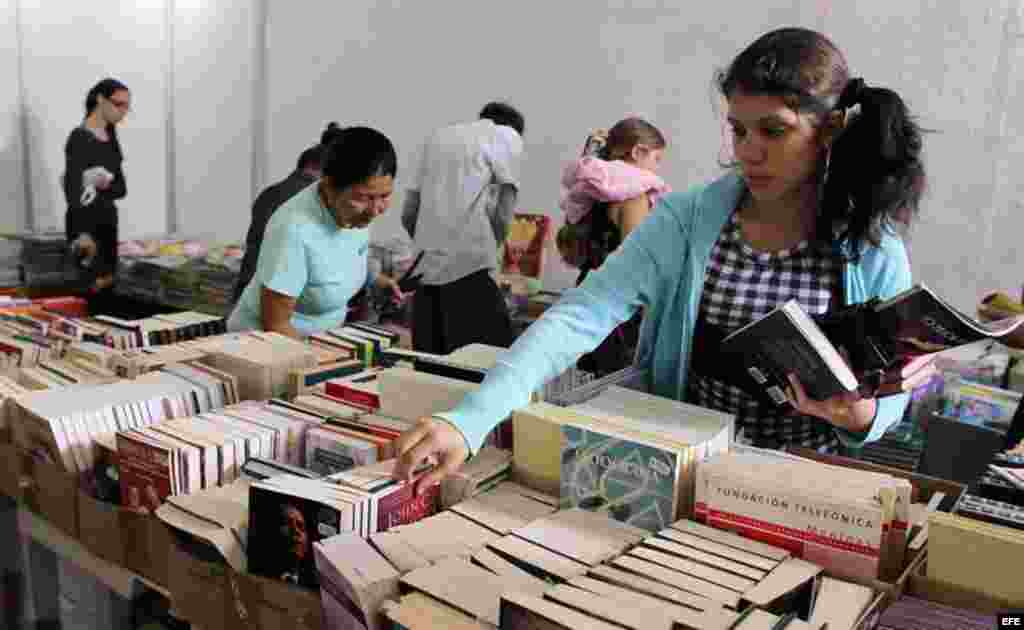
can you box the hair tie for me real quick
[837,77,866,110]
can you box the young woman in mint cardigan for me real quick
[395,27,938,491]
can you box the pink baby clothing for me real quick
[559,157,671,224]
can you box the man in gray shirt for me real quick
[402,102,524,354]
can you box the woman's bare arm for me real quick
[261,286,302,340]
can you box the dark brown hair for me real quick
[717,27,926,258]
[601,117,667,161]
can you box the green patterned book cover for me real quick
[560,423,681,532]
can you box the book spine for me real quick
[325,382,380,410]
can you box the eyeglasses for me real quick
[108,99,131,111]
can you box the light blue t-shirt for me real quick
[228,183,375,337]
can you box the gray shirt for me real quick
[402,119,523,285]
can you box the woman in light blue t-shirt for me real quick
[228,127,403,339]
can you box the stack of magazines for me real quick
[5,232,70,287]
[0,237,22,287]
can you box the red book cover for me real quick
[311,392,375,415]
[375,481,440,533]
[116,432,174,512]
[502,213,551,279]
[325,378,380,410]
[0,340,23,360]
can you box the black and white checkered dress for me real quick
[688,211,842,452]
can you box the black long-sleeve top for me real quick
[63,126,126,212]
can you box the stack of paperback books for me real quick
[695,448,913,582]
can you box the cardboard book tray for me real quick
[77,487,173,588]
[906,555,1019,613]
[11,447,78,538]
[167,538,323,630]
[0,424,77,537]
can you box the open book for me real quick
[720,284,1024,403]
[874,284,1024,354]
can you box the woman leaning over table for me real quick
[228,126,403,339]
[393,27,941,491]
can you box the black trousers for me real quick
[412,269,513,355]
[65,204,118,276]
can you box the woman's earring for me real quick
[818,148,831,201]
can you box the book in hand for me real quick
[873,283,1024,356]
[719,284,1019,405]
[720,299,859,404]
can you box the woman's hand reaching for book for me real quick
[392,416,469,497]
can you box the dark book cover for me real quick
[874,284,1024,357]
[247,483,349,589]
[720,300,858,403]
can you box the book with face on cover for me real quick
[501,213,551,279]
[247,476,359,589]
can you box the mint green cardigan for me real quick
[439,173,912,452]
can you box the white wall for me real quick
[173,0,257,241]
[4,1,1023,311]
[18,0,169,238]
[0,0,26,233]
[264,0,1024,310]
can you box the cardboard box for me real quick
[168,540,323,630]
[787,447,966,576]
[76,490,171,588]
[20,453,78,539]
[0,441,26,501]
[905,556,1015,614]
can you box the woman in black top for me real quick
[64,78,130,294]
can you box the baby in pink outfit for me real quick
[557,118,670,270]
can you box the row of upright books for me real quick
[0,306,228,364]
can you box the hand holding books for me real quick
[784,351,938,432]
[375,274,408,306]
[392,416,469,496]
[785,373,878,433]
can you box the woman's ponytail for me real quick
[821,79,926,257]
